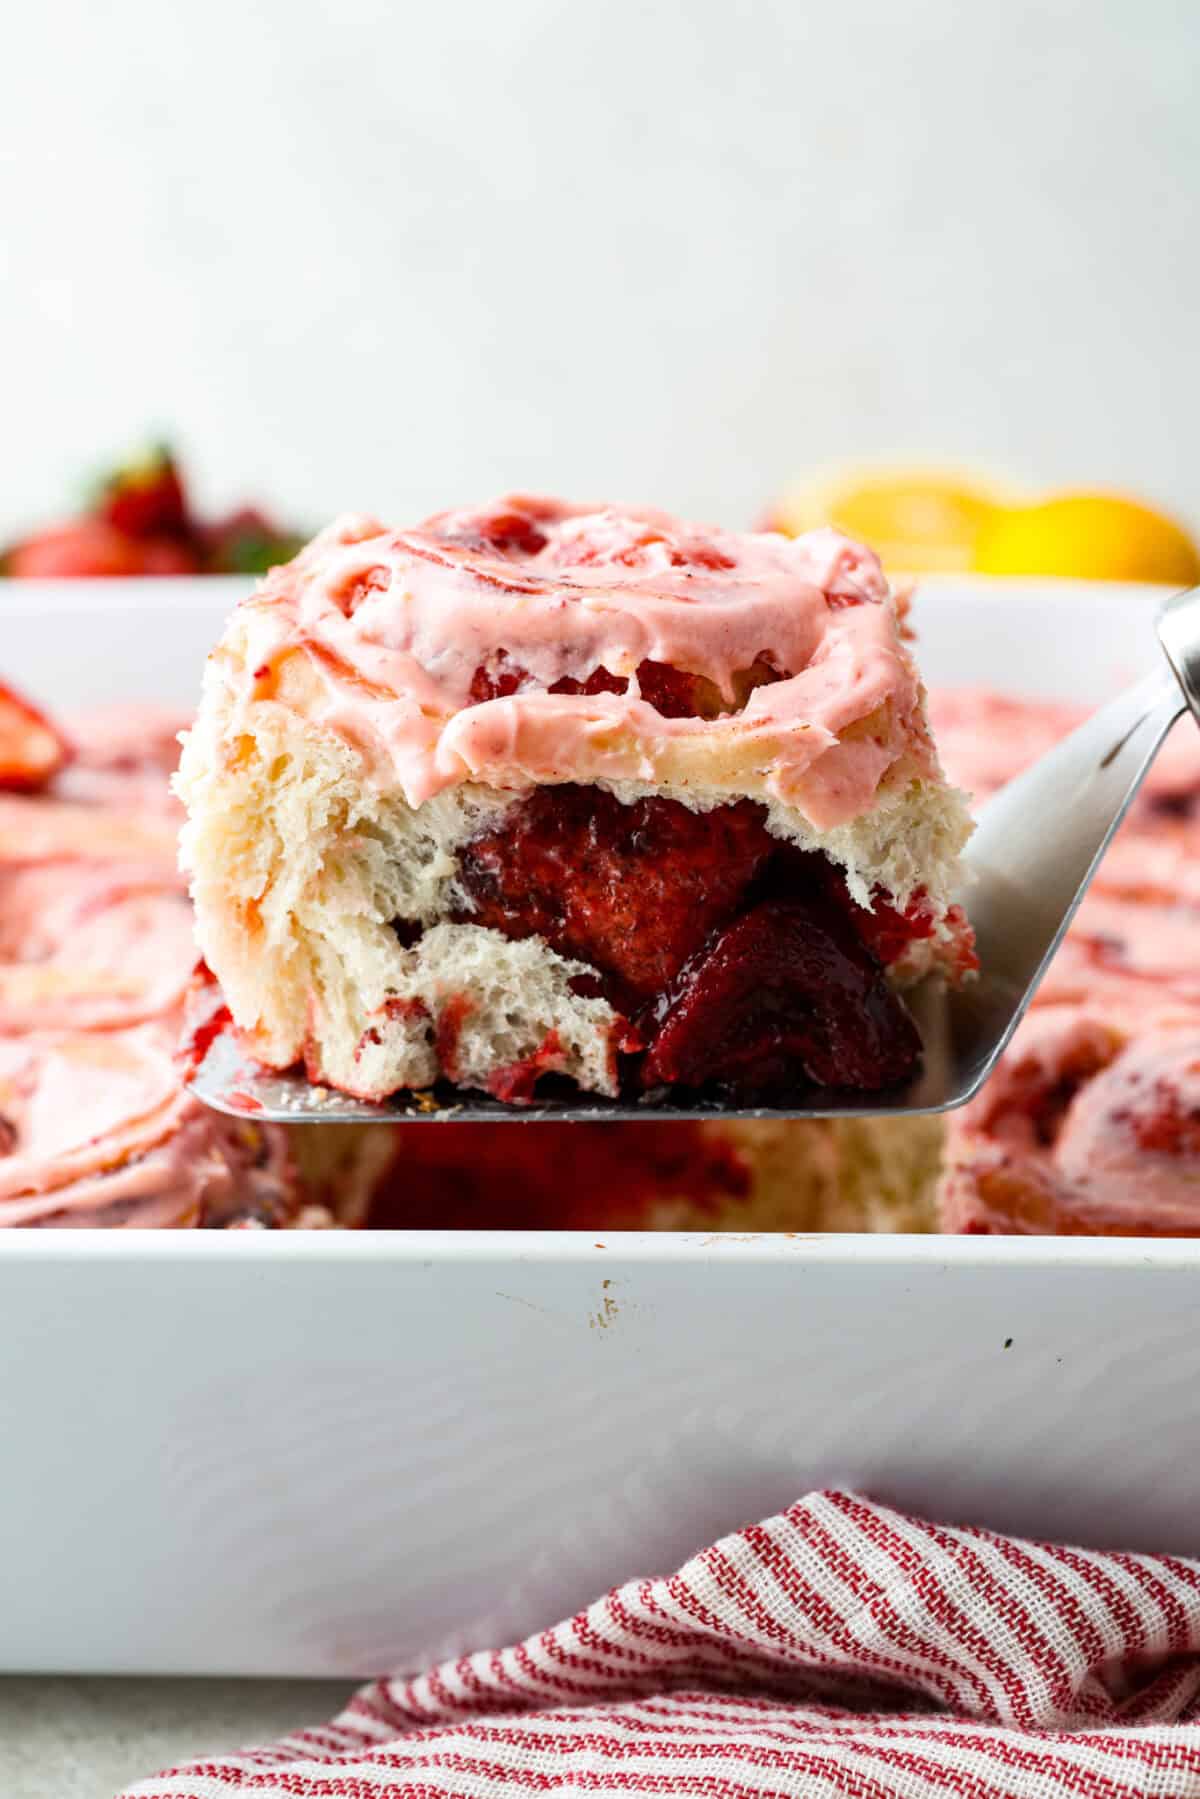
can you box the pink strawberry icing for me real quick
[940,1009,1200,1235]
[935,686,1200,1234]
[0,1025,291,1228]
[224,497,941,830]
[0,702,301,1228]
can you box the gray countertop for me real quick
[0,1677,353,1798]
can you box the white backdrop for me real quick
[2,0,1197,537]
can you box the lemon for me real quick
[766,466,1010,573]
[972,492,1200,585]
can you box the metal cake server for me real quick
[190,587,1200,1124]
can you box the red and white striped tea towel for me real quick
[123,1489,1200,1799]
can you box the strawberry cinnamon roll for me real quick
[1035,840,1200,1022]
[0,794,195,1034]
[929,687,1200,824]
[0,1022,309,1228]
[178,497,975,1104]
[0,686,346,1230]
[941,1008,1200,1235]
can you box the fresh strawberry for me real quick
[5,519,200,577]
[0,679,70,791]
[3,445,306,580]
[93,444,190,540]
[5,520,146,578]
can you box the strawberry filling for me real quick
[469,657,708,718]
[641,898,921,1093]
[449,784,929,1100]
[457,787,774,1009]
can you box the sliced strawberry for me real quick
[0,679,71,791]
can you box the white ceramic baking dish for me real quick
[2,574,1193,1678]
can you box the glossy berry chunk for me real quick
[468,657,702,718]
[640,896,922,1094]
[437,507,551,560]
[558,662,701,718]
